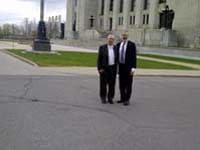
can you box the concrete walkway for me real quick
[0,49,35,75]
[138,56,200,70]
[139,46,200,60]
[0,41,31,50]
[0,41,96,53]
[0,50,63,76]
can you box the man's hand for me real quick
[99,69,104,74]
[130,68,136,76]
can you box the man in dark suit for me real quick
[117,31,137,106]
[97,34,117,104]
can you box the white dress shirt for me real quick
[108,45,115,66]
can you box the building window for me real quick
[100,18,103,27]
[75,0,77,6]
[142,14,149,25]
[133,16,135,24]
[130,0,135,12]
[146,14,149,24]
[159,0,166,4]
[119,17,123,25]
[144,0,149,10]
[130,16,135,25]
[119,0,124,13]
[143,15,146,24]
[109,0,114,11]
[101,0,105,15]
[130,16,132,24]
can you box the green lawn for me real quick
[138,54,200,65]
[8,49,97,67]
[7,49,194,70]
[137,59,193,70]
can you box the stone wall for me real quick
[144,29,162,46]
[167,0,200,48]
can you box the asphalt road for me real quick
[0,75,200,150]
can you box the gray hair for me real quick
[107,34,115,39]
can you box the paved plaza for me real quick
[0,75,200,150]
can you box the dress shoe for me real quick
[117,100,124,103]
[108,99,114,104]
[101,98,107,104]
[123,101,130,106]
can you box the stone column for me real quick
[112,0,119,30]
[103,0,109,31]
[97,0,102,29]
[123,0,130,30]
[78,0,86,31]
[65,0,74,38]
[149,0,159,29]
[135,0,144,28]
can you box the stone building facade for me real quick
[65,0,200,48]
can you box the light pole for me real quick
[12,24,15,49]
[40,0,44,21]
[33,0,51,51]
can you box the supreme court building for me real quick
[66,0,200,48]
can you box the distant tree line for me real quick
[0,23,36,39]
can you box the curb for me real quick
[135,74,200,78]
[2,50,38,67]
[41,68,200,77]
[53,72,200,78]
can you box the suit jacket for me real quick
[97,44,118,70]
[117,40,137,69]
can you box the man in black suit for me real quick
[117,31,137,106]
[97,34,117,104]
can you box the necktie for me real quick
[120,42,126,64]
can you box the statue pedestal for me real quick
[160,29,178,47]
[33,39,51,51]
[33,21,51,51]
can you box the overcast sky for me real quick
[0,0,66,25]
